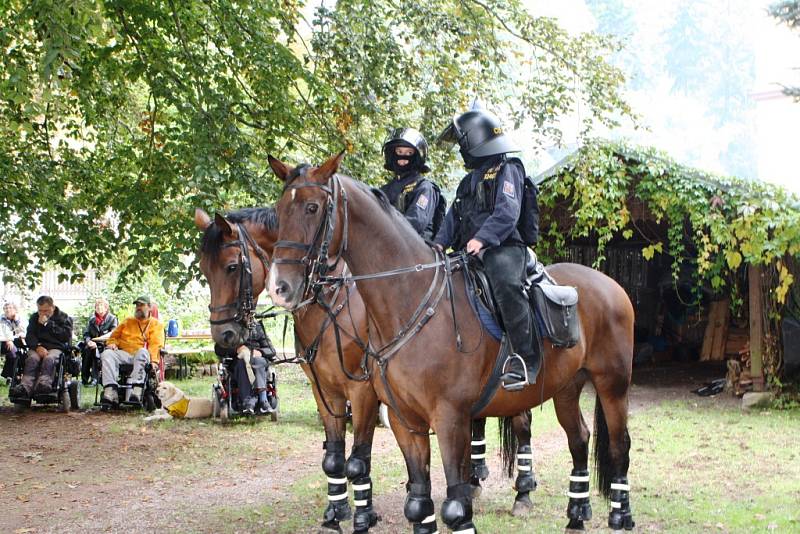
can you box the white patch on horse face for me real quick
[291,189,296,201]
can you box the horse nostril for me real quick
[221,329,235,345]
[276,280,290,296]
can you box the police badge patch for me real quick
[416,194,429,209]
[502,180,515,198]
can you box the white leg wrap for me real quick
[453,528,475,534]
[470,439,486,446]
[517,465,532,471]
[327,477,347,484]
[470,453,486,459]
[569,475,590,482]
[352,483,371,491]
[354,499,368,506]
[610,501,622,509]
[517,453,533,460]
[566,491,590,499]
[610,483,630,491]
[328,492,348,501]
[421,514,436,524]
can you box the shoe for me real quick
[257,403,272,415]
[242,398,256,415]
[101,386,119,405]
[10,384,29,398]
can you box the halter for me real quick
[208,223,271,329]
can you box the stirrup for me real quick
[501,353,530,392]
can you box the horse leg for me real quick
[346,387,381,533]
[436,410,477,533]
[594,379,635,532]
[509,410,536,517]
[318,396,352,532]
[553,377,592,532]
[469,418,490,498]
[389,411,438,534]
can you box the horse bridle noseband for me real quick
[208,223,271,328]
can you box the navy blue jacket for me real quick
[380,172,441,240]
[434,157,525,251]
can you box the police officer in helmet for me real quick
[379,127,444,241]
[434,107,540,391]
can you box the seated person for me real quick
[10,296,73,397]
[1,302,26,383]
[80,297,118,386]
[215,322,276,415]
[100,295,164,405]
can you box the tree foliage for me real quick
[537,140,800,306]
[0,0,632,290]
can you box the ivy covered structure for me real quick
[535,140,800,392]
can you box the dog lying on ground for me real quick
[144,381,213,421]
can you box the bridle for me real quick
[271,172,348,301]
[207,223,271,329]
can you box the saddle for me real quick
[462,250,581,349]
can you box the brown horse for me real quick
[195,207,381,533]
[194,205,539,527]
[267,154,636,534]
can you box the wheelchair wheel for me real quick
[60,388,71,413]
[211,386,221,418]
[68,381,81,410]
[142,390,157,412]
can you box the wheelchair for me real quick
[212,356,278,422]
[94,352,163,412]
[8,344,82,412]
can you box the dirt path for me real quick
[0,362,732,533]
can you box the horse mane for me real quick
[283,164,312,189]
[200,206,277,260]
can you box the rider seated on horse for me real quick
[379,127,444,241]
[435,106,541,391]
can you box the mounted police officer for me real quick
[434,107,540,391]
[379,127,444,240]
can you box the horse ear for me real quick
[194,208,212,231]
[213,213,237,238]
[268,155,294,182]
[314,150,346,181]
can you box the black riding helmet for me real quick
[382,127,430,174]
[438,106,520,167]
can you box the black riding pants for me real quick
[482,245,535,357]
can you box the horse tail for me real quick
[499,416,518,478]
[592,394,613,498]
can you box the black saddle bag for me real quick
[530,283,580,348]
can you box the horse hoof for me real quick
[511,498,532,517]
[319,521,343,533]
[471,484,482,499]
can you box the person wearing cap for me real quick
[434,106,540,391]
[379,127,445,241]
[99,295,164,405]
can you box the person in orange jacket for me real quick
[99,295,164,404]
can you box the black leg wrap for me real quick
[346,442,372,479]
[321,441,351,527]
[441,483,475,532]
[514,444,537,493]
[608,476,634,531]
[566,469,592,523]
[470,438,489,482]
[405,481,437,534]
[352,476,379,533]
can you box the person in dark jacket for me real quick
[379,128,444,241]
[10,296,73,397]
[435,106,539,391]
[214,322,276,415]
[79,298,118,386]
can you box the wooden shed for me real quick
[534,140,800,392]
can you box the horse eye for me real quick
[306,203,319,214]
[227,264,238,273]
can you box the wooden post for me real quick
[749,264,765,392]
